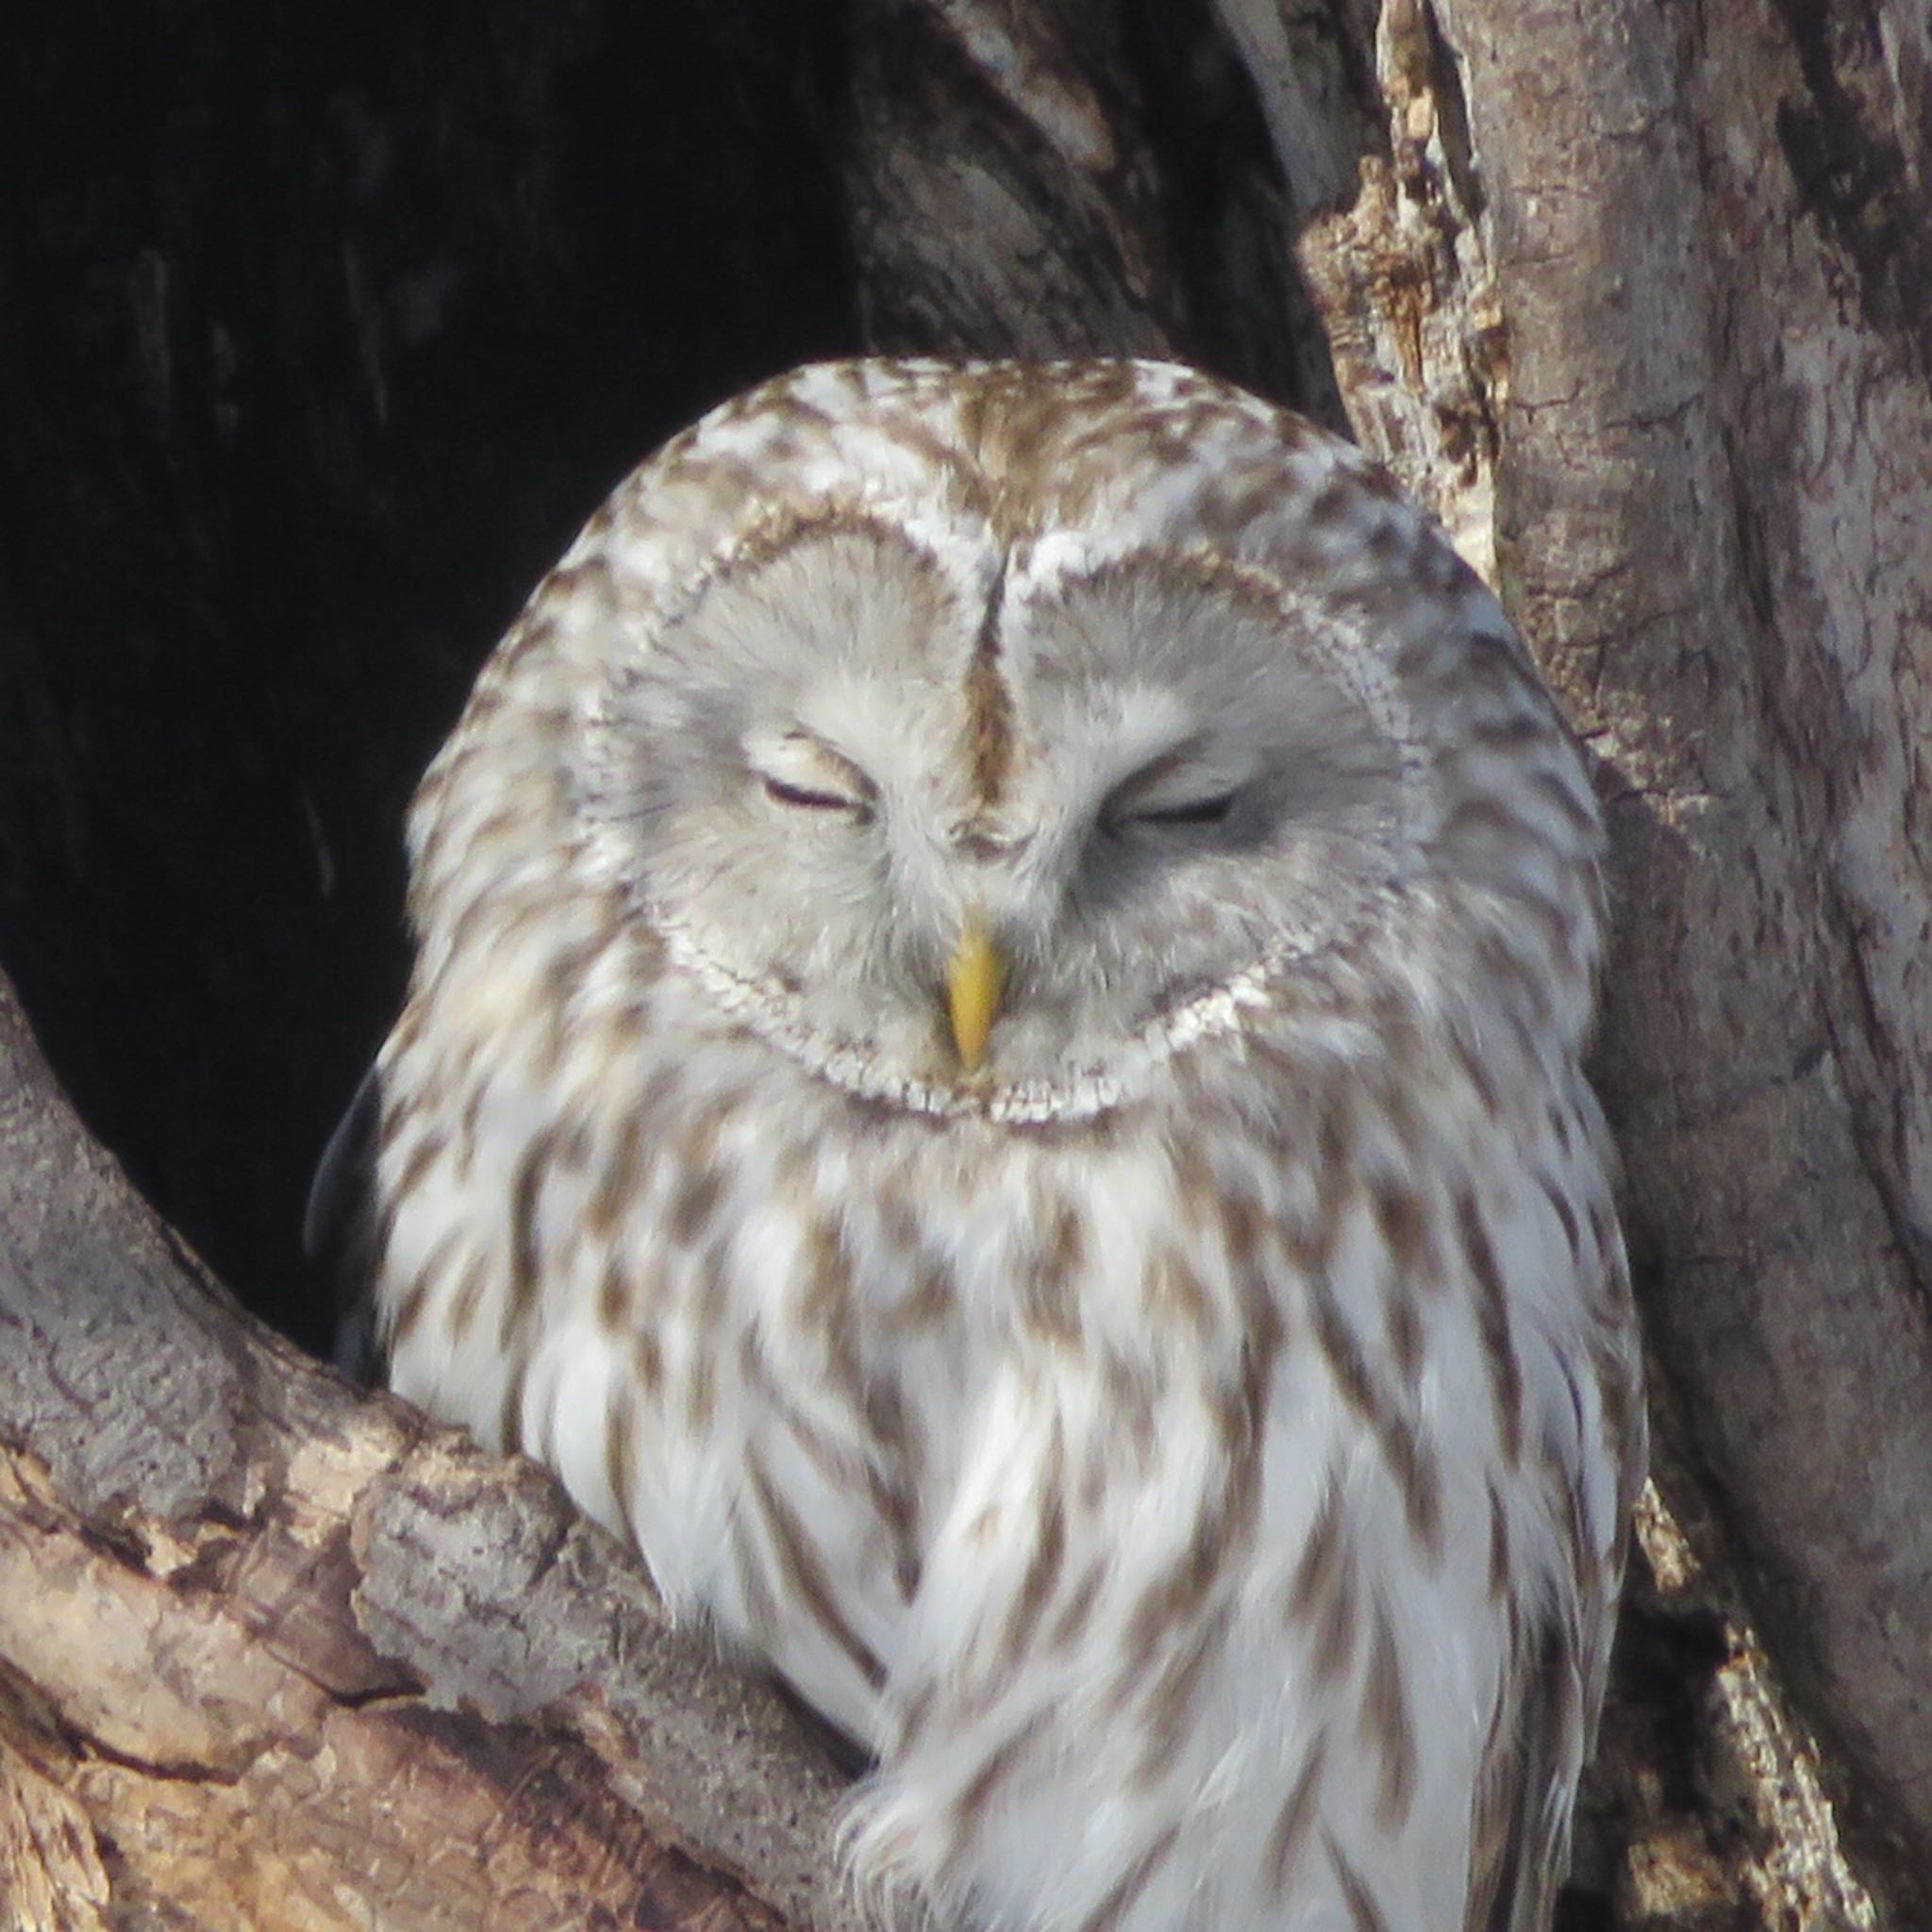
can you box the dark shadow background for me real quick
[0,3,858,1353]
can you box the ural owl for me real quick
[315,359,1642,1932]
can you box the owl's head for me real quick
[415,361,1602,1117]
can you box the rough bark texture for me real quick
[844,0,1186,358]
[2,0,1927,1926]
[1439,0,1932,1918]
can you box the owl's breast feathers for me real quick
[367,970,1636,1932]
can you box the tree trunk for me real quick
[2,1,1926,1926]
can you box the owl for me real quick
[314,359,1643,1932]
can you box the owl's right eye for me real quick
[762,774,862,812]
[746,727,877,820]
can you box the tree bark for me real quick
[1444,2,1932,1919]
[2,1,1928,1926]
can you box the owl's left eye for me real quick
[1125,791,1238,828]
[1101,741,1249,834]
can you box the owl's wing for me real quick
[1457,1607,1582,1932]
[304,1059,384,1380]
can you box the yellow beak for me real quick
[945,915,1006,1074]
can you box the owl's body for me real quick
[344,360,1641,1932]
